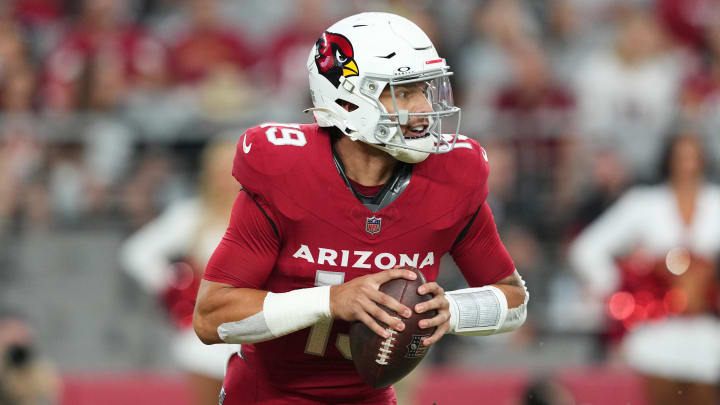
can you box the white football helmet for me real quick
[306,12,461,163]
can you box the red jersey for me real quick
[204,123,514,404]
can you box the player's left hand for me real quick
[414,282,450,347]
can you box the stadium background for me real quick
[0,0,718,404]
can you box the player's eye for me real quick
[395,87,414,98]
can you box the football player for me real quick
[194,12,529,405]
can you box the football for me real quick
[349,268,437,389]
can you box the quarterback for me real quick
[194,12,529,404]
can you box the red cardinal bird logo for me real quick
[315,31,359,88]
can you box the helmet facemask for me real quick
[359,70,461,163]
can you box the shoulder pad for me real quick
[407,134,491,229]
[450,134,490,175]
[432,134,490,201]
[231,123,319,193]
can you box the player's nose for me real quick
[409,93,432,115]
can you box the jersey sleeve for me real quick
[450,202,515,287]
[203,190,280,289]
[231,124,307,195]
[442,136,491,213]
[465,140,490,206]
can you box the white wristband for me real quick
[217,286,331,344]
[445,271,528,336]
[446,286,509,335]
[263,286,332,337]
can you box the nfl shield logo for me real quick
[365,216,382,234]
[405,334,430,358]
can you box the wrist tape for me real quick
[217,286,331,344]
[445,274,528,336]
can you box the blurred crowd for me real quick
[0,0,717,228]
[1,0,720,400]
[0,0,716,234]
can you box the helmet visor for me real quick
[374,73,461,154]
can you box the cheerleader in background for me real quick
[120,139,239,405]
[569,131,720,405]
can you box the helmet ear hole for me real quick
[335,99,359,112]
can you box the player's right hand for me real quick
[329,269,416,338]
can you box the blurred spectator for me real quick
[46,141,87,224]
[657,0,720,49]
[484,140,519,227]
[0,312,60,405]
[0,18,49,232]
[120,147,187,230]
[260,0,331,110]
[12,0,66,59]
[42,0,166,114]
[120,139,239,405]
[492,41,576,237]
[484,139,549,329]
[100,0,198,141]
[12,0,63,24]
[42,48,139,223]
[167,0,257,120]
[545,0,619,82]
[168,0,251,84]
[483,140,547,335]
[574,6,684,181]
[0,17,34,91]
[459,0,537,133]
[679,25,720,169]
[569,132,720,405]
[79,52,136,214]
[567,148,630,237]
[0,116,50,232]
[2,69,36,114]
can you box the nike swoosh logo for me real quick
[242,135,252,154]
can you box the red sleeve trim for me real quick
[492,263,517,285]
[203,270,254,288]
